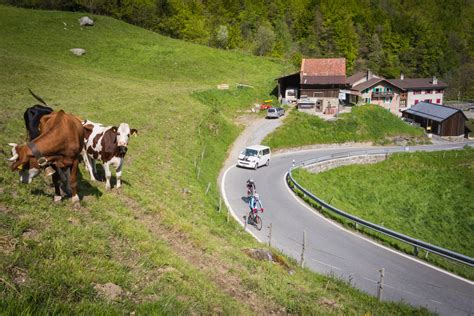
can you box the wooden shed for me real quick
[402,102,468,137]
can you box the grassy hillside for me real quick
[292,149,474,279]
[263,105,426,149]
[0,5,429,314]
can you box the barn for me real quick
[402,102,469,137]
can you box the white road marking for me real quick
[311,258,341,270]
[283,172,474,285]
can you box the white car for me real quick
[237,145,271,170]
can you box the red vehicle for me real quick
[260,100,273,110]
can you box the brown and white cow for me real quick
[9,110,84,203]
[82,120,137,190]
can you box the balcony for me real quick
[372,91,394,98]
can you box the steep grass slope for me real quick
[0,5,428,314]
[264,105,426,149]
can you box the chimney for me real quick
[366,69,373,81]
[432,76,438,85]
[400,73,404,80]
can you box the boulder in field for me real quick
[79,16,94,26]
[70,48,86,56]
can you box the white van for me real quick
[237,145,271,170]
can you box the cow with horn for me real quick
[8,109,84,203]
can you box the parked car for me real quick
[237,145,271,170]
[266,107,284,119]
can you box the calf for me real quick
[82,120,137,190]
[9,110,84,203]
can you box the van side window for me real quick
[263,149,270,155]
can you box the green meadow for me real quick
[0,5,429,314]
[263,105,426,149]
[292,149,474,279]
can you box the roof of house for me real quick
[275,72,299,81]
[403,102,466,122]
[347,71,367,85]
[301,58,346,77]
[388,78,448,90]
[301,75,347,85]
[352,78,384,92]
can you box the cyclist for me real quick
[249,193,264,213]
[246,178,256,196]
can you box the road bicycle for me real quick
[247,208,263,231]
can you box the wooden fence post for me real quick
[300,230,306,268]
[377,268,385,301]
[218,196,222,213]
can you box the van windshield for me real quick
[243,149,258,156]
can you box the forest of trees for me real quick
[6,0,474,100]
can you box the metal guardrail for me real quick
[287,148,474,267]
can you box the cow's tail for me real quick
[28,88,49,106]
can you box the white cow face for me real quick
[115,123,138,154]
[8,143,41,183]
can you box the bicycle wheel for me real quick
[254,214,263,231]
[247,212,253,225]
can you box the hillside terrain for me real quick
[6,0,474,100]
[263,105,426,149]
[0,5,429,314]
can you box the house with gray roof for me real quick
[349,71,448,116]
[402,102,469,137]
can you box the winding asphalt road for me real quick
[222,142,474,315]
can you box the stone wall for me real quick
[305,154,388,174]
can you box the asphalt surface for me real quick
[222,143,474,315]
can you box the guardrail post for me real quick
[243,215,247,229]
[226,207,230,223]
[268,223,272,246]
[300,230,306,268]
[414,246,419,257]
[377,268,384,301]
[218,196,222,213]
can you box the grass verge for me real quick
[291,148,474,279]
[263,105,427,149]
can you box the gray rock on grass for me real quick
[70,48,86,56]
[79,16,94,26]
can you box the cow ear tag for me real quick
[17,164,23,170]
[131,129,138,136]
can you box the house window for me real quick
[415,100,419,105]
[400,100,406,107]
[436,99,441,104]
[426,90,433,94]
[425,99,431,103]
[413,91,422,95]
[384,97,391,104]
[435,89,443,93]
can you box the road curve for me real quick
[222,143,474,315]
